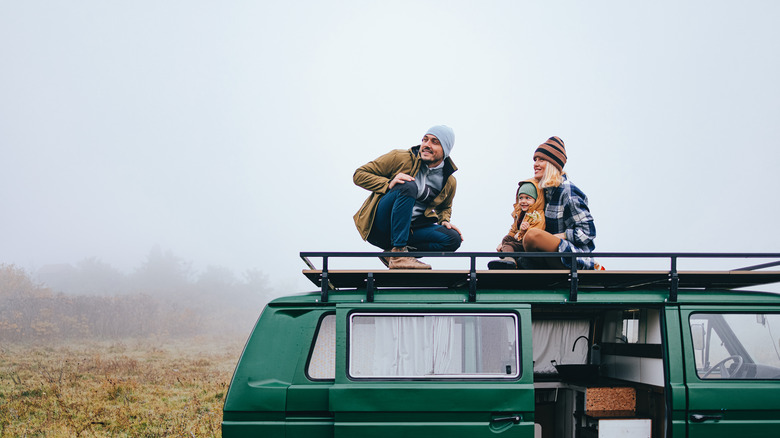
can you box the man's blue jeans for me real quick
[367,181,461,251]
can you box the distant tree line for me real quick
[0,248,273,343]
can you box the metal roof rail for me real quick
[300,252,780,303]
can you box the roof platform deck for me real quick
[300,252,780,303]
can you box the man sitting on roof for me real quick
[353,125,463,269]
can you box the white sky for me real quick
[2,1,779,292]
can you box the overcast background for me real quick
[2,0,779,294]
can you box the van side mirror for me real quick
[691,323,705,350]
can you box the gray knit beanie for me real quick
[425,125,455,158]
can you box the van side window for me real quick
[349,313,519,379]
[690,313,780,380]
[307,314,336,380]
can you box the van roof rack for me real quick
[300,251,780,303]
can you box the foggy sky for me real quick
[2,1,779,293]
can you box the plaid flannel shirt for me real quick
[543,175,596,269]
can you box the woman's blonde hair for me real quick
[538,160,565,188]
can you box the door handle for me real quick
[690,413,723,423]
[492,415,521,424]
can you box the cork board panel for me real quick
[586,387,636,412]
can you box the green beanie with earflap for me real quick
[517,182,538,199]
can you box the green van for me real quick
[222,252,780,438]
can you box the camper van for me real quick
[222,252,780,438]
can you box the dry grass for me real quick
[0,336,245,437]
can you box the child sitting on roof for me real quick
[488,179,546,270]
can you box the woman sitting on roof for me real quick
[491,136,598,270]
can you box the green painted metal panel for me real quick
[333,421,534,438]
[664,307,689,438]
[223,305,334,437]
[285,420,334,438]
[287,384,330,411]
[330,384,534,411]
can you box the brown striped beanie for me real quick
[533,136,567,171]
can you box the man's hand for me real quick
[388,173,415,189]
[441,221,464,241]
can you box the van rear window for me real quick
[349,313,519,379]
[308,314,336,380]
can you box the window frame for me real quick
[347,311,521,381]
[305,312,336,381]
[688,311,780,381]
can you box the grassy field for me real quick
[0,336,246,437]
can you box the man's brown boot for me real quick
[388,246,432,270]
[379,249,391,267]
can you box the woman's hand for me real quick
[520,222,529,231]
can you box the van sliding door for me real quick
[330,305,535,438]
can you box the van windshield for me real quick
[690,313,780,380]
[349,313,519,379]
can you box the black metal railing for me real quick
[300,252,780,303]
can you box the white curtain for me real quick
[372,316,456,376]
[532,319,590,373]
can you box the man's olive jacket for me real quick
[353,145,458,240]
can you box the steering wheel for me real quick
[702,355,744,378]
